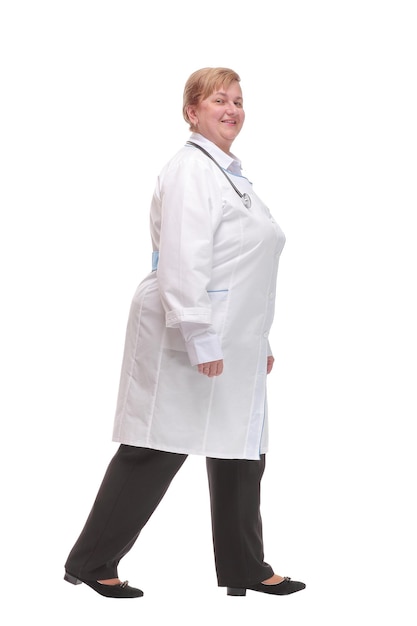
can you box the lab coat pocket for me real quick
[207,289,229,335]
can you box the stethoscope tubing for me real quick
[186,141,251,209]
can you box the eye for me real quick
[215,98,224,104]
[234,101,243,108]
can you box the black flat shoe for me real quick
[227,577,306,596]
[64,572,143,598]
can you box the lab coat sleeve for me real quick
[156,156,223,328]
[179,322,223,366]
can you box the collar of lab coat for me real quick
[188,133,243,176]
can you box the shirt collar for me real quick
[188,133,243,175]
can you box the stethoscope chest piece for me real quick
[242,193,252,209]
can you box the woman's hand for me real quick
[267,355,274,374]
[198,360,224,377]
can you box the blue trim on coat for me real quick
[152,251,159,271]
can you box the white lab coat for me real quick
[112,134,286,459]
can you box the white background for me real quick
[1,1,416,624]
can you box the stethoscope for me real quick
[186,141,252,209]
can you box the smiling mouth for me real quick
[221,120,237,125]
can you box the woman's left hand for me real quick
[198,359,224,377]
[267,355,274,374]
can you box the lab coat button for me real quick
[263,331,268,338]
[269,292,274,299]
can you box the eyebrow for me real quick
[214,91,243,100]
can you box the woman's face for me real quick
[187,81,245,153]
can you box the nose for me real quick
[226,102,238,115]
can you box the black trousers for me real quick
[65,445,274,587]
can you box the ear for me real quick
[186,105,198,126]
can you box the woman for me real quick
[64,67,306,599]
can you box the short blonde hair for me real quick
[183,67,241,129]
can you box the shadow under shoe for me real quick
[64,572,143,598]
